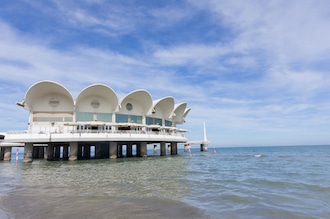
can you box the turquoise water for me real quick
[1,145,329,218]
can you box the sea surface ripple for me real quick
[0,145,329,219]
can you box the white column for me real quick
[171,142,177,155]
[46,144,54,161]
[3,147,11,161]
[69,142,78,161]
[23,143,33,163]
[109,142,117,159]
[139,142,147,157]
[160,142,166,156]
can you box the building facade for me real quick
[1,81,190,162]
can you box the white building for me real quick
[1,81,190,162]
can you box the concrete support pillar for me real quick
[0,147,4,160]
[54,146,60,159]
[160,142,166,156]
[69,142,78,161]
[153,144,157,154]
[201,143,208,152]
[3,147,12,161]
[136,143,140,157]
[63,145,69,160]
[33,147,39,158]
[101,143,109,158]
[109,142,117,159]
[171,142,178,155]
[139,142,147,157]
[95,144,102,159]
[35,147,41,158]
[23,143,33,163]
[46,144,54,161]
[127,143,133,157]
[78,145,83,159]
[118,144,123,158]
[39,147,45,158]
[84,145,91,159]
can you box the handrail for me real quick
[6,130,185,137]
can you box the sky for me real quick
[0,0,329,147]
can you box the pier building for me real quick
[0,81,190,162]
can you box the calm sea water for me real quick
[1,145,329,219]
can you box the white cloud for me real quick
[265,68,330,98]
[190,0,330,63]
[1,1,329,146]
[153,44,226,65]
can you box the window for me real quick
[130,115,142,124]
[97,113,112,122]
[49,98,59,107]
[165,120,172,126]
[91,99,100,109]
[146,117,162,125]
[116,114,128,123]
[126,103,133,111]
[76,112,93,121]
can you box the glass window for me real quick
[146,116,162,125]
[130,115,142,124]
[126,103,133,111]
[116,114,128,123]
[155,118,162,125]
[165,120,172,126]
[146,117,153,125]
[97,113,112,122]
[76,112,93,121]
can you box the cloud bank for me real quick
[1,0,329,146]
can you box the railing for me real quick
[6,130,28,134]
[70,129,186,137]
[6,129,186,137]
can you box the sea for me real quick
[0,145,329,219]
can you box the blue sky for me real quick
[0,0,329,147]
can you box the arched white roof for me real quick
[17,81,191,126]
[24,80,74,112]
[149,96,174,119]
[183,108,191,122]
[119,90,153,115]
[172,102,187,124]
[76,84,118,113]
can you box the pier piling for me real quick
[23,143,33,163]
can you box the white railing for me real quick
[6,129,186,137]
[6,130,28,134]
